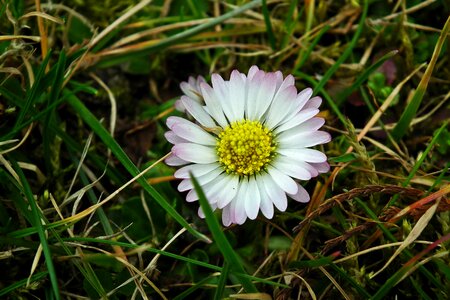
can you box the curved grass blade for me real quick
[9,158,61,300]
[261,0,276,49]
[0,272,48,297]
[190,173,258,293]
[392,16,450,140]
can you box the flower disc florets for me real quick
[217,120,276,176]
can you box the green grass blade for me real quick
[387,120,449,207]
[190,173,258,293]
[214,261,231,300]
[261,0,276,49]
[9,158,61,300]
[0,271,49,297]
[64,90,208,242]
[13,50,52,130]
[392,16,450,140]
[95,0,263,68]
[312,0,368,97]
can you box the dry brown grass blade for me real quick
[293,185,423,232]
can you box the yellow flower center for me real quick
[216,120,276,176]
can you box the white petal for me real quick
[174,99,186,112]
[274,108,319,133]
[205,174,238,206]
[177,168,222,192]
[174,163,220,178]
[294,88,313,112]
[274,71,284,91]
[278,148,327,163]
[197,202,217,219]
[264,86,298,129]
[275,74,295,93]
[234,178,249,225]
[310,162,331,173]
[200,82,228,128]
[278,131,331,148]
[165,131,188,144]
[261,173,287,211]
[186,189,198,202]
[216,175,239,208]
[172,143,217,163]
[267,166,298,194]
[222,204,232,226]
[273,156,312,180]
[254,72,278,120]
[171,122,216,146]
[256,175,274,219]
[288,183,310,203]
[181,96,216,128]
[228,70,246,121]
[211,74,234,122]
[247,65,259,80]
[246,70,265,120]
[303,96,322,109]
[245,176,260,220]
[165,154,188,166]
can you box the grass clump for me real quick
[1,0,449,299]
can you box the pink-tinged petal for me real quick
[254,72,278,121]
[276,74,295,93]
[278,131,331,148]
[274,71,284,91]
[245,176,260,220]
[211,74,234,122]
[174,99,186,112]
[261,173,287,211]
[264,85,298,129]
[247,65,259,80]
[303,96,322,109]
[267,166,298,194]
[186,189,198,202]
[174,163,220,179]
[165,154,188,166]
[228,70,246,121]
[165,131,188,144]
[294,87,313,112]
[273,156,312,181]
[181,96,216,128]
[216,175,239,209]
[310,162,331,173]
[246,70,265,120]
[274,108,319,133]
[200,82,228,128]
[198,202,217,219]
[222,204,232,226]
[172,143,217,163]
[278,148,327,163]
[180,76,205,101]
[234,178,249,225]
[171,122,216,145]
[277,87,314,125]
[283,117,326,134]
[288,183,310,203]
[177,168,222,192]
[256,175,274,219]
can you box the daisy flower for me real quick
[165,66,331,226]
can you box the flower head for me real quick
[165,66,331,226]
